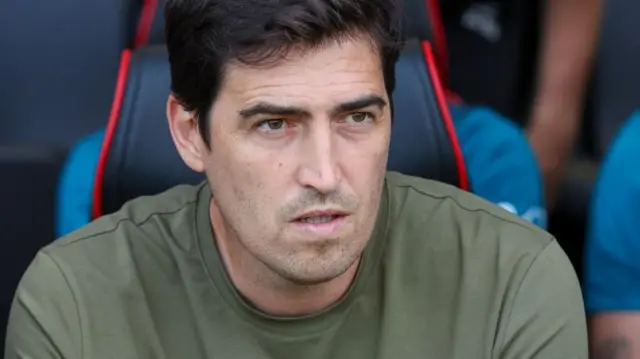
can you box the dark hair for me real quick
[165,0,403,148]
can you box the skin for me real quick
[167,35,391,317]
[590,314,640,359]
[527,0,602,209]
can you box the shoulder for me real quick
[57,130,106,193]
[8,184,207,357]
[585,112,640,313]
[384,172,586,355]
[384,171,555,272]
[386,172,550,246]
[589,111,640,247]
[59,129,106,175]
[453,105,528,148]
[454,106,537,173]
[44,183,205,270]
[453,105,538,176]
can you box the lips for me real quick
[291,209,348,236]
[299,215,337,224]
[293,210,348,223]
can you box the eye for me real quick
[256,119,287,132]
[345,112,373,125]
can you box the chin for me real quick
[284,274,339,286]
[273,249,362,286]
[280,266,351,286]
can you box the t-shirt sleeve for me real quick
[4,252,82,359]
[497,240,588,359]
[55,129,105,239]
[452,105,547,229]
[584,112,640,313]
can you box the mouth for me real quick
[293,210,348,223]
[291,210,349,235]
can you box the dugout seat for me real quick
[91,40,469,217]
[0,0,141,146]
[401,0,449,86]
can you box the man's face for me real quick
[202,36,391,284]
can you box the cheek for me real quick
[340,136,389,213]
[206,144,284,211]
[341,133,389,176]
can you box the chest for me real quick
[77,280,501,359]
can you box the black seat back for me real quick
[401,0,449,83]
[0,0,138,147]
[92,40,469,217]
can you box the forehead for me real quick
[220,37,386,106]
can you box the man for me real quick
[7,0,584,357]
[54,2,547,240]
[585,111,640,358]
[54,105,546,238]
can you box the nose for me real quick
[296,123,341,194]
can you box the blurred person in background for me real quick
[527,0,603,209]
[585,111,640,359]
[443,0,603,209]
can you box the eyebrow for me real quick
[238,94,388,120]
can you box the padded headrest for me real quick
[401,0,448,82]
[93,39,468,217]
[138,0,449,79]
[0,0,136,146]
[402,0,434,40]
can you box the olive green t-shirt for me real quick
[5,172,587,359]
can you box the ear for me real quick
[167,94,207,173]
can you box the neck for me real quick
[210,202,359,317]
